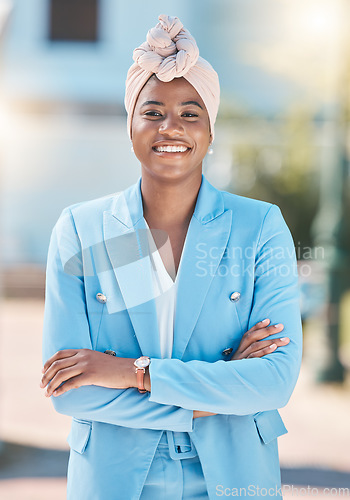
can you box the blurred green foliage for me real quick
[226,107,322,253]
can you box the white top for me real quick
[144,219,187,359]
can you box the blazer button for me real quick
[230,291,241,302]
[96,292,107,304]
[222,347,233,356]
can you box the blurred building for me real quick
[0,0,149,270]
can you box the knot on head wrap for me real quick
[125,14,220,141]
[133,15,199,82]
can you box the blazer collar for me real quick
[111,174,225,228]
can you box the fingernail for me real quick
[280,337,289,342]
[274,323,283,328]
[261,318,269,324]
[39,381,44,388]
[269,343,277,349]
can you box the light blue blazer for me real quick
[42,174,302,499]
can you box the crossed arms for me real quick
[41,205,302,431]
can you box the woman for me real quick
[41,15,302,500]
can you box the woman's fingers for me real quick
[247,322,284,343]
[40,356,79,389]
[51,373,87,397]
[42,349,79,373]
[41,349,134,396]
[44,364,84,396]
[230,320,288,360]
[248,318,270,332]
[239,337,290,360]
[41,349,95,395]
[235,322,284,356]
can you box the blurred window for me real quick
[49,0,99,42]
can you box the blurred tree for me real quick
[227,106,319,254]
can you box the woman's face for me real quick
[131,76,211,183]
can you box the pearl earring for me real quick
[131,145,134,153]
[208,145,213,155]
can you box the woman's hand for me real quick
[40,349,136,397]
[230,318,289,361]
[192,319,289,419]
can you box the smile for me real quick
[153,145,190,153]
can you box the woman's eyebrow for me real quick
[140,100,203,109]
[181,100,203,109]
[141,100,164,107]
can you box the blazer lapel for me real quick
[172,176,232,359]
[102,178,161,358]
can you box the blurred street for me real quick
[0,298,349,499]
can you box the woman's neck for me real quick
[141,174,202,230]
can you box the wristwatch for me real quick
[134,356,151,393]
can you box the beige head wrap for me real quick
[125,14,220,141]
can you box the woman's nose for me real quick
[158,115,184,136]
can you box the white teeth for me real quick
[155,145,188,153]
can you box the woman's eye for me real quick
[182,112,198,118]
[144,111,162,117]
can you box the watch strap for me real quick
[136,367,147,393]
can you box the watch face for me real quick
[135,356,150,368]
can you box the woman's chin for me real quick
[143,163,202,182]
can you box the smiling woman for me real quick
[41,14,302,500]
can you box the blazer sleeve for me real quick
[42,208,193,432]
[148,204,303,415]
